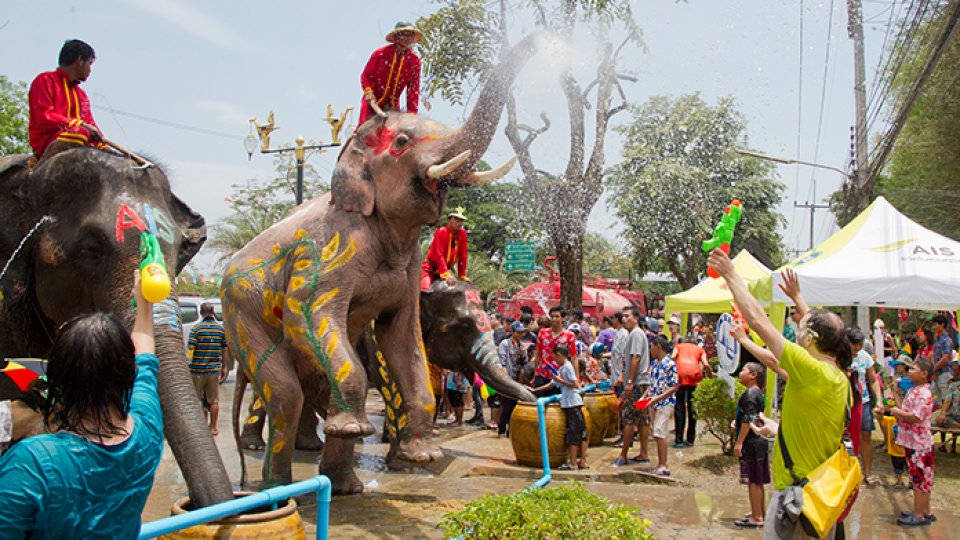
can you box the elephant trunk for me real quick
[444,32,544,183]
[154,297,234,507]
[470,333,536,402]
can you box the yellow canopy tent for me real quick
[663,250,786,414]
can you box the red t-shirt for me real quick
[535,328,576,380]
[674,342,707,386]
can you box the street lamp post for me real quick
[244,106,352,205]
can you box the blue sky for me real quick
[1,1,896,272]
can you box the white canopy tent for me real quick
[773,196,960,310]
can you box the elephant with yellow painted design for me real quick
[220,33,543,495]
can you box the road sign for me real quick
[504,241,536,272]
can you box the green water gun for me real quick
[138,231,170,303]
[702,199,743,278]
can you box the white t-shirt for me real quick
[610,327,629,381]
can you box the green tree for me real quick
[418,0,642,311]
[607,94,785,289]
[207,148,328,263]
[445,181,542,261]
[871,4,960,238]
[0,75,29,155]
[582,232,633,281]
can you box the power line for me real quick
[807,0,839,205]
[791,0,806,250]
[91,104,241,140]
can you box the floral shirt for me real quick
[649,355,678,410]
[535,328,577,380]
[896,383,933,451]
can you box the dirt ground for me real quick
[143,378,960,539]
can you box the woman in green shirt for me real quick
[708,250,853,539]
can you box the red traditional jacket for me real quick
[28,68,103,157]
[422,226,468,281]
[359,44,421,124]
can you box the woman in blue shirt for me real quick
[0,271,163,539]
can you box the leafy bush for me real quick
[692,377,745,455]
[439,482,654,539]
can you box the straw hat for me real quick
[386,21,423,44]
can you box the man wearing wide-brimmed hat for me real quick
[421,207,471,290]
[359,21,423,125]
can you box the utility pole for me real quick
[848,0,872,333]
[847,0,870,212]
[794,201,830,251]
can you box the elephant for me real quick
[233,281,535,460]
[220,33,542,494]
[0,148,234,508]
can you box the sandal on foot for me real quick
[630,455,651,463]
[556,463,575,471]
[897,514,931,527]
[578,462,590,469]
[654,468,671,476]
[735,517,763,528]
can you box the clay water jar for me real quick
[583,390,615,446]
[160,492,304,539]
[509,400,591,468]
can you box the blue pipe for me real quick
[138,475,331,540]
[528,383,597,490]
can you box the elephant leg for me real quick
[375,309,442,464]
[294,402,324,451]
[300,312,374,439]
[260,364,303,486]
[240,393,267,451]
[319,436,363,495]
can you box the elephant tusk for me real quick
[461,156,517,186]
[426,150,472,180]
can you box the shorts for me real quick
[621,385,650,426]
[564,405,588,445]
[739,453,771,485]
[905,447,934,493]
[652,404,674,439]
[487,394,503,408]
[192,373,219,404]
[860,401,875,432]
[446,388,464,408]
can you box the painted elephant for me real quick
[235,281,535,456]
[0,149,234,507]
[220,33,542,494]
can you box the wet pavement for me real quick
[144,378,960,538]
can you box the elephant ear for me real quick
[331,119,384,216]
[168,193,206,274]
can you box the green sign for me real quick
[504,241,536,272]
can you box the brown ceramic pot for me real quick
[160,492,304,539]
[509,400,591,467]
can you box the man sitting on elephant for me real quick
[359,21,422,125]
[29,39,107,160]
[421,206,471,290]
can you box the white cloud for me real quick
[124,0,247,52]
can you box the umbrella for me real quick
[0,358,47,401]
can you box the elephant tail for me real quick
[233,368,248,486]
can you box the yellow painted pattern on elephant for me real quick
[316,316,330,338]
[325,331,340,358]
[294,259,312,271]
[294,229,308,240]
[272,440,285,454]
[290,276,306,291]
[262,289,285,329]
[286,296,303,315]
[324,237,356,272]
[334,359,351,383]
[321,233,340,261]
[310,288,339,312]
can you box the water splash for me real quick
[0,215,57,288]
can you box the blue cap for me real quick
[510,321,526,332]
[591,343,606,357]
[646,317,659,333]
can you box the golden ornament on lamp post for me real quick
[244,105,352,204]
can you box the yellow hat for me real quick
[386,21,423,44]
[447,206,467,221]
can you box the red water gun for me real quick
[731,302,750,334]
[702,199,743,278]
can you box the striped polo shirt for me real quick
[188,318,227,374]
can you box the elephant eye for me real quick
[393,134,411,149]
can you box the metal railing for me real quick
[138,475,331,539]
